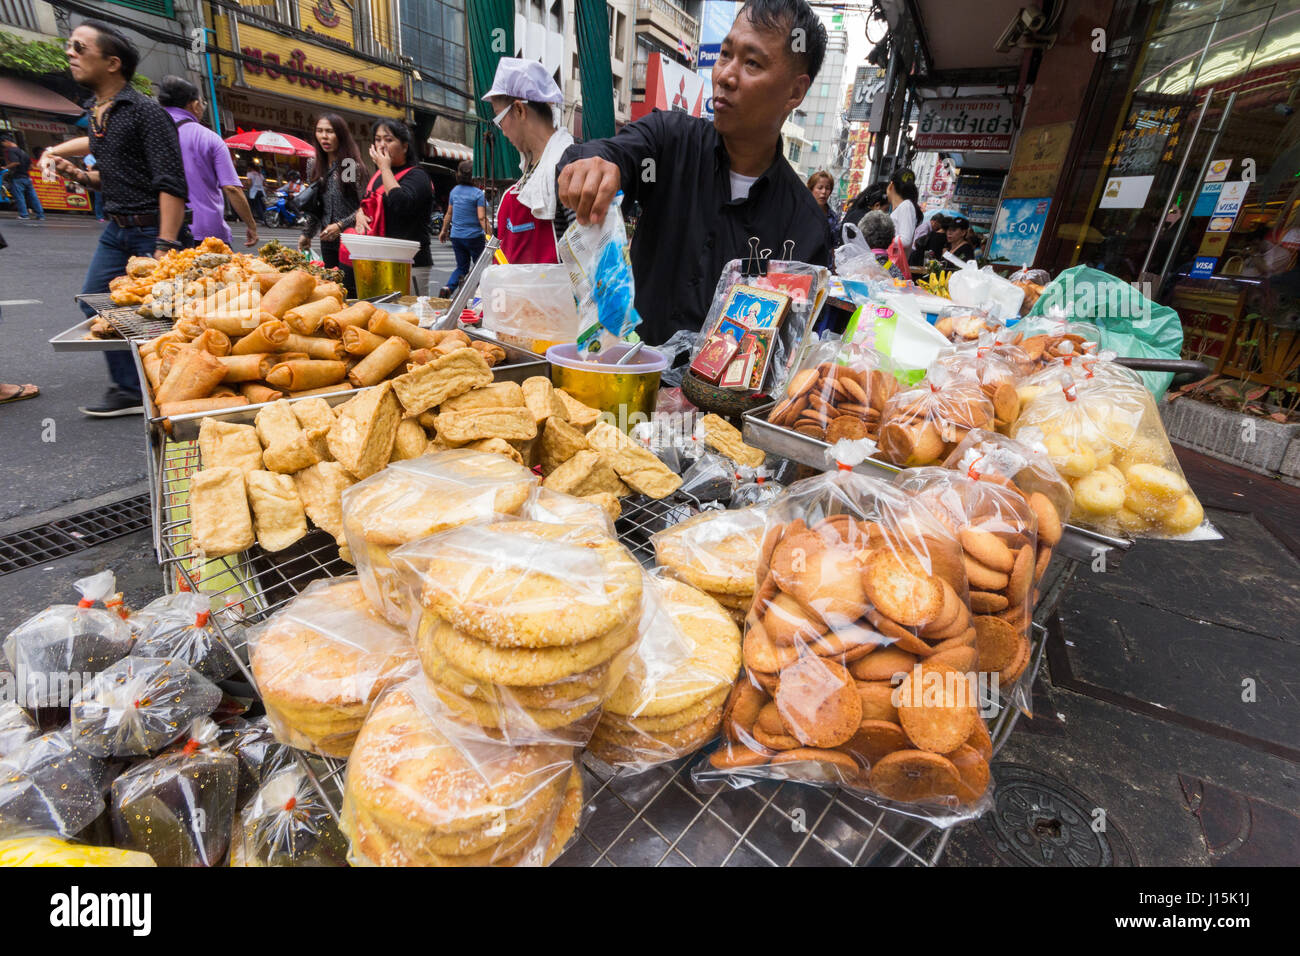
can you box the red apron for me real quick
[496,184,558,264]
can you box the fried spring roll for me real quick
[322,301,377,337]
[265,359,348,391]
[230,320,291,355]
[342,326,389,356]
[193,328,232,356]
[287,383,354,398]
[367,311,439,349]
[258,269,316,319]
[282,332,346,360]
[240,383,283,404]
[284,296,343,335]
[154,347,226,405]
[200,311,263,337]
[347,335,410,387]
[158,395,250,417]
[218,353,275,383]
[308,281,346,302]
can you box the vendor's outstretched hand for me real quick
[558,157,620,226]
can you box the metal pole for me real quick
[1138,88,1212,278]
[1157,90,1236,288]
[203,27,221,136]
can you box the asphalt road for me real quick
[0,213,458,527]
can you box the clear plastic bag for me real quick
[934,306,1001,343]
[480,263,581,353]
[694,469,994,825]
[521,487,617,536]
[1008,267,1050,315]
[109,718,238,867]
[929,347,1023,433]
[877,370,996,467]
[993,315,1103,370]
[341,449,539,627]
[943,428,1074,559]
[1013,372,1208,538]
[3,571,134,712]
[0,701,37,759]
[70,656,223,758]
[247,577,418,758]
[589,572,741,771]
[893,467,1039,715]
[559,193,640,358]
[946,259,1025,321]
[129,592,238,682]
[652,503,770,625]
[231,764,349,867]
[0,729,107,838]
[394,519,643,746]
[766,340,898,446]
[679,451,741,504]
[340,679,582,866]
[0,833,155,866]
[732,470,784,508]
[216,715,294,808]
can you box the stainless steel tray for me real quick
[742,400,1133,564]
[49,318,130,352]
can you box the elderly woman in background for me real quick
[807,170,839,238]
[861,209,910,280]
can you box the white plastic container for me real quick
[340,234,421,298]
[480,263,581,353]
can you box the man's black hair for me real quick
[79,19,140,82]
[740,0,828,82]
[157,75,200,109]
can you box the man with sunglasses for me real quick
[556,0,833,345]
[41,20,187,418]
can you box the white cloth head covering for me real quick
[485,57,563,108]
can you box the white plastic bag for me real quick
[945,255,1024,321]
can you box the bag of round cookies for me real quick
[765,340,899,446]
[877,368,996,468]
[893,467,1040,716]
[589,570,742,771]
[1011,371,1208,539]
[341,678,583,867]
[247,577,420,759]
[341,449,539,628]
[391,517,644,747]
[929,345,1025,434]
[990,316,1103,372]
[943,428,1073,579]
[695,469,995,823]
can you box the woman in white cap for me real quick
[484,57,574,264]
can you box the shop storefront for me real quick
[1025,0,1299,385]
[0,76,90,214]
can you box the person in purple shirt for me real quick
[157,75,258,246]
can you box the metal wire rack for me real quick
[73,295,176,342]
[151,444,1057,866]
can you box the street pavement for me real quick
[0,213,457,527]
[2,212,1297,867]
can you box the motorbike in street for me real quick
[264,185,303,229]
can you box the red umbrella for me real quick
[223,129,314,157]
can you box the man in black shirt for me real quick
[41,20,188,417]
[2,135,45,221]
[556,0,832,345]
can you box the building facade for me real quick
[797,23,847,182]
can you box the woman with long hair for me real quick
[886,168,922,250]
[299,113,366,295]
[806,170,839,238]
[483,57,574,264]
[355,119,435,272]
[437,159,490,295]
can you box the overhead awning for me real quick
[880,0,1033,85]
[0,76,84,117]
[426,138,473,163]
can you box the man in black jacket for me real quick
[556,0,832,345]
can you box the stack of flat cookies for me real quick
[651,505,769,626]
[341,684,581,866]
[340,449,538,627]
[708,474,993,810]
[401,520,644,744]
[589,575,742,768]
[249,578,419,758]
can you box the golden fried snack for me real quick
[390,347,493,416]
[190,466,255,557]
[245,470,308,552]
[153,347,226,405]
[327,382,402,479]
[284,296,344,335]
[198,418,264,473]
[266,359,348,392]
[348,335,411,388]
[258,269,316,319]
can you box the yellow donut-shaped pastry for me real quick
[1125,463,1188,502]
[1073,470,1126,516]
[1160,494,1204,535]
[1114,507,1149,536]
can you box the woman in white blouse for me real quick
[886,168,923,250]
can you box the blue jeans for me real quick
[448,234,485,290]
[80,221,162,398]
[11,177,44,219]
[91,190,104,219]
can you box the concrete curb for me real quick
[1160,397,1300,479]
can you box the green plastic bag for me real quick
[1026,266,1184,399]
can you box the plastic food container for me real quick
[341,235,421,298]
[480,264,581,354]
[547,343,668,432]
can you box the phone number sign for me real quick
[915,97,1015,152]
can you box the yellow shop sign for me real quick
[228,20,405,118]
